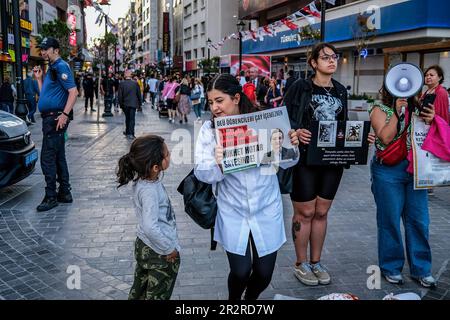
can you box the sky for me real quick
[85,0,131,47]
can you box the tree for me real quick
[298,25,321,79]
[35,19,73,60]
[96,32,118,70]
[352,14,377,95]
[198,56,219,74]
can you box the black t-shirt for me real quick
[310,83,344,121]
[102,78,115,95]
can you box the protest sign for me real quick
[307,120,371,166]
[214,106,298,174]
[411,115,450,189]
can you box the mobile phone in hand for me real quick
[419,94,436,113]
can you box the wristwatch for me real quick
[62,111,70,117]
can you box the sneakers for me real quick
[311,262,331,285]
[293,262,319,286]
[57,191,73,203]
[384,274,404,285]
[413,275,437,288]
[36,197,58,212]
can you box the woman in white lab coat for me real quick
[194,73,299,300]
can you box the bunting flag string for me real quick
[207,0,334,50]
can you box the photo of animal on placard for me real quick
[317,121,337,147]
[344,121,364,147]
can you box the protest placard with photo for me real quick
[214,106,298,174]
[411,115,450,189]
[307,120,371,166]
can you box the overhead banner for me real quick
[228,54,271,77]
[163,12,170,53]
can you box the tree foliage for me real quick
[198,56,220,74]
[35,19,73,60]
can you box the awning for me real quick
[80,48,93,62]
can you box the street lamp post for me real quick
[99,0,113,117]
[320,0,326,42]
[206,38,211,76]
[12,0,28,122]
[166,2,171,76]
[237,20,245,75]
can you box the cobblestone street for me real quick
[0,99,449,300]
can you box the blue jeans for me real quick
[26,95,37,121]
[370,157,432,278]
[193,103,202,118]
[0,102,14,113]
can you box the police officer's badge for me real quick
[61,73,68,80]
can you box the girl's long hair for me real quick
[116,135,166,188]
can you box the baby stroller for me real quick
[158,98,169,118]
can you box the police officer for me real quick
[34,37,78,212]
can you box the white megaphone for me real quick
[384,63,424,98]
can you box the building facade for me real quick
[240,0,450,96]
[183,0,239,75]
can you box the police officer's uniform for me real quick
[37,38,76,211]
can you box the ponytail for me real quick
[117,154,136,188]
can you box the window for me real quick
[201,47,205,58]
[184,27,192,39]
[184,4,192,17]
[193,24,198,38]
[200,22,205,34]
[201,0,205,8]
[185,51,192,60]
[194,49,197,59]
[193,0,198,12]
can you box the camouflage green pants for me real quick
[128,238,180,300]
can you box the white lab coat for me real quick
[194,121,298,257]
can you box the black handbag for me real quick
[177,169,217,250]
[277,166,294,194]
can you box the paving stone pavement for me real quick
[0,99,449,300]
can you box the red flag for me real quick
[263,25,273,36]
[281,18,298,30]
[303,3,321,19]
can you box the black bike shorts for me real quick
[290,164,344,203]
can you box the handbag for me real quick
[376,130,408,166]
[190,91,201,101]
[177,169,218,250]
[277,166,294,194]
[173,92,181,104]
[376,107,411,166]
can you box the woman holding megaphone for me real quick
[369,64,440,288]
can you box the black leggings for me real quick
[226,234,277,300]
[290,165,344,202]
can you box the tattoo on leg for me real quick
[292,222,301,242]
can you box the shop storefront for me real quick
[241,0,450,94]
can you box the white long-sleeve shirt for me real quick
[194,121,298,257]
